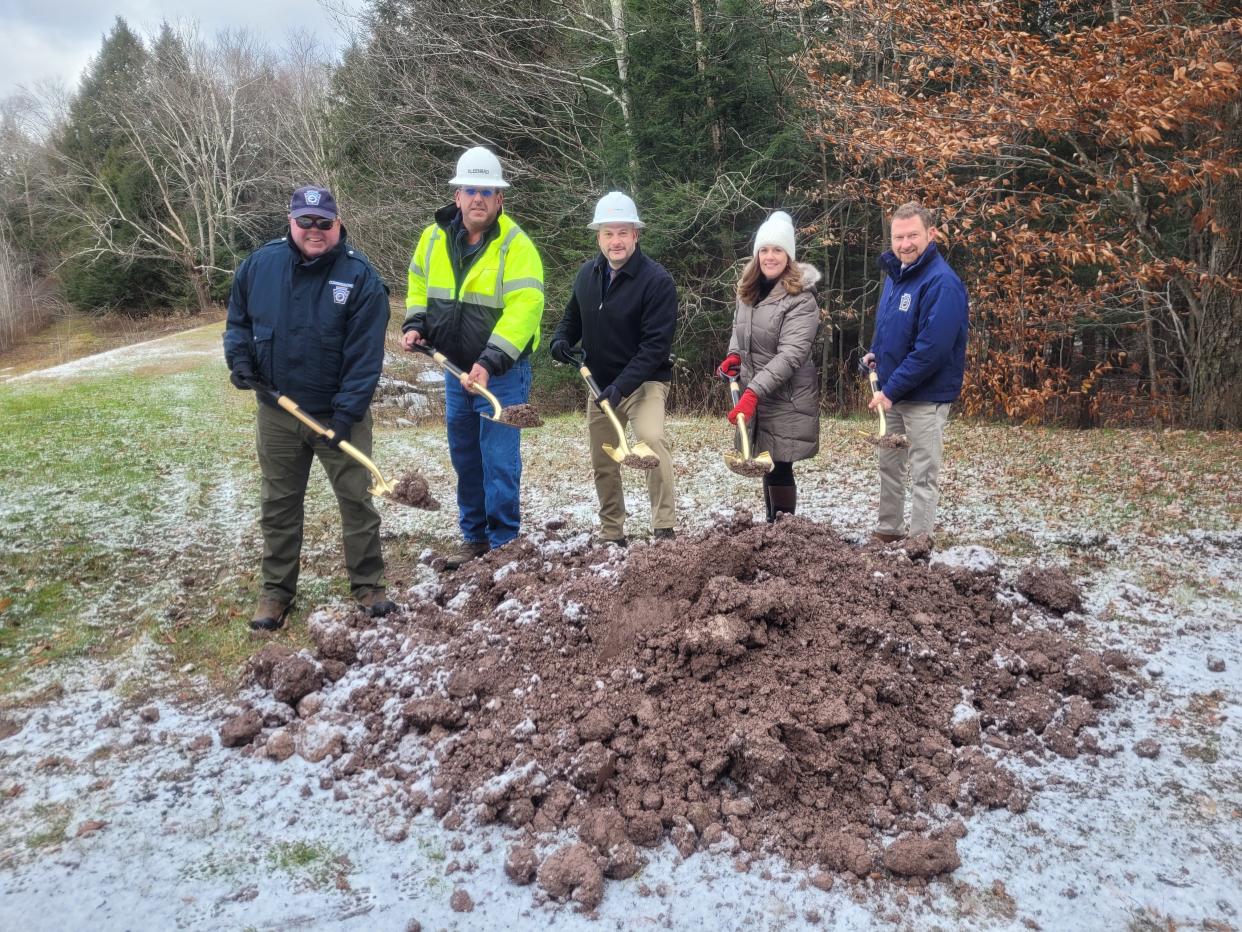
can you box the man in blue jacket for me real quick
[223,185,395,630]
[864,202,969,544]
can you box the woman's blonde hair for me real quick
[737,253,803,306]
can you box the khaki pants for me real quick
[876,401,951,538]
[586,381,676,538]
[255,402,385,602]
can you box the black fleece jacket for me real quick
[552,247,678,396]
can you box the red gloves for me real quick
[717,353,741,379]
[727,388,758,425]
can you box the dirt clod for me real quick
[882,833,961,877]
[1016,566,1083,615]
[449,888,474,912]
[219,709,262,748]
[1207,656,1226,673]
[538,843,605,911]
[505,845,539,885]
[1133,738,1161,759]
[390,471,441,510]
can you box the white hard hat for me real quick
[449,146,510,189]
[589,191,645,229]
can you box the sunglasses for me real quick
[460,187,497,198]
[295,216,336,230]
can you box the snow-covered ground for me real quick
[1,327,1239,930]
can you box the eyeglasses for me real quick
[295,216,335,230]
[460,187,497,198]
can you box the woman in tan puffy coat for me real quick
[718,211,821,521]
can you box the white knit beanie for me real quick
[753,211,796,261]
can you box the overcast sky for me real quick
[3,0,366,99]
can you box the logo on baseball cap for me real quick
[290,185,338,219]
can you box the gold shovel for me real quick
[722,375,773,476]
[866,368,909,448]
[413,344,542,428]
[568,349,658,470]
[244,378,398,498]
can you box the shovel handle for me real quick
[411,344,505,420]
[243,378,392,493]
[726,377,755,462]
[574,356,631,457]
[868,370,888,436]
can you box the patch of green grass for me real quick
[266,839,351,890]
[25,802,72,849]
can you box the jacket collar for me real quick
[592,245,646,281]
[879,240,939,281]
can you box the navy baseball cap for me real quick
[290,185,338,219]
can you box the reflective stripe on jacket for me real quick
[403,206,544,375]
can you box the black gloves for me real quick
[230,355,257,390]
[595,384,622,411]
[324,417,353,450]
[549,339,576,365]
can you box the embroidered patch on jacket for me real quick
[898,293,912,312]
[330,280,354,305]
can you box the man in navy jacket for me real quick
[549,192,678,545]
[864,201,969,543]
[224,185,395,630]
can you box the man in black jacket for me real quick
[550,192,678,545]
[224,185,395,630]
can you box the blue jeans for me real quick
[444,358,530,547]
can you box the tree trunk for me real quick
[1190,98,1242,429]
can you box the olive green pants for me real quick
[586,381,676,539]
[255,402,385,603]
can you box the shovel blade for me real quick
[723,450,774,476]
[630,441,657,460]
[601,442,626,464]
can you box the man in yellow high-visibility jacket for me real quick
[401,147,545,569]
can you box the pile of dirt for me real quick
[223,515,1128,905]
[868,434,910,449]
[389,471,440,510]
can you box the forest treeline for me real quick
[1,1,1238,426]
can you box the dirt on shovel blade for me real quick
[728,458,771,478]
[869,433,910,449]
[622,453,661,470]
[389,471,440,510]
[496,404,544,428]
[229,512,1128,900]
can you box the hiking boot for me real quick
[249,597,292,632]
[356,588,397,618]
[652,528,675,540]
[443,540,490,570]
[599,536,628,548]
[872,532,905,544]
